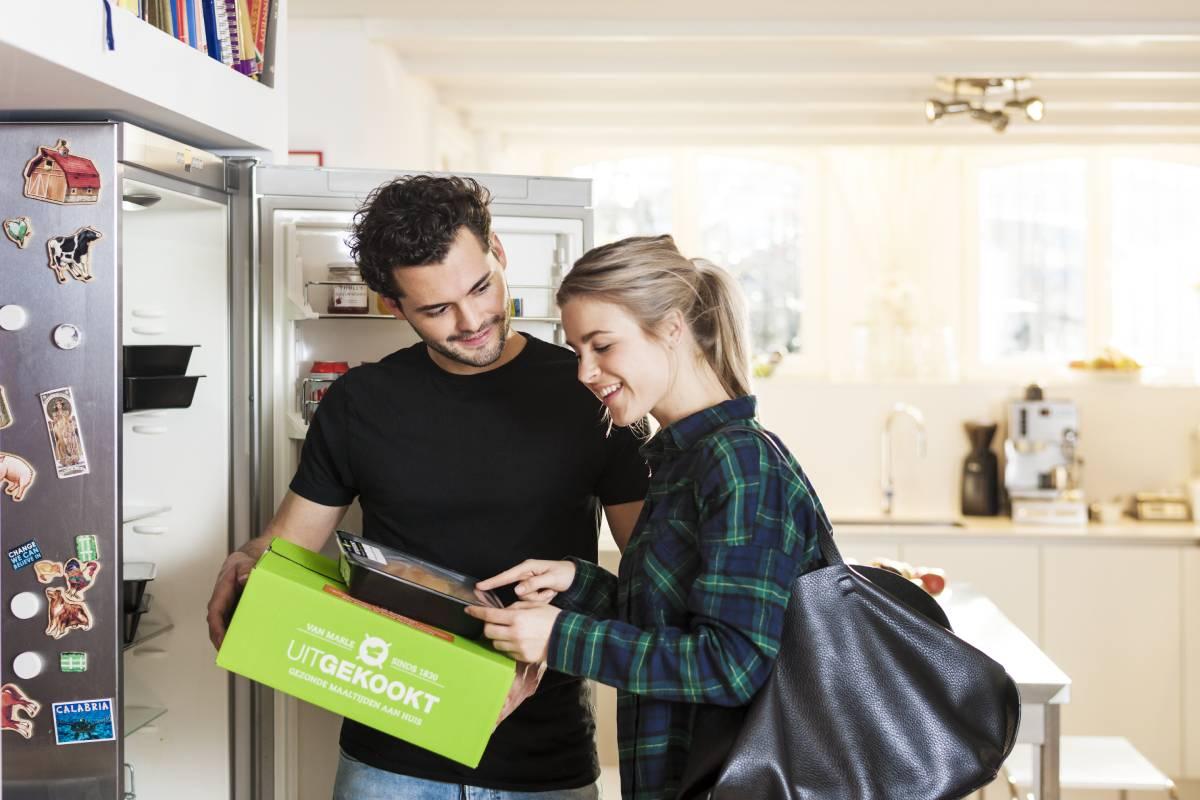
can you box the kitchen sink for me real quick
[830,517,965,528]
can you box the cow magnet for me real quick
[40,387,89,479]
[60,652,87,673]
[2,216,33,249]
[0,451,35,502]
[46,227,103,285]
[52,698,114,745]
[7,540,42,572]
[1,683,42,739]
[0,385,12,429]
[62,559,101,598]
[45,587,92,639]
[23,140,101,206]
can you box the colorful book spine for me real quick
[201,0,222,61]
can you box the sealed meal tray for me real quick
[335,531,501,639]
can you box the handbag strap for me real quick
[722,424,844,568]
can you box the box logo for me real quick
[358,634,389,668]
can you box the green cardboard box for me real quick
[217,538,515,767]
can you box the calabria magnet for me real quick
[46,227,103,285]
[2,216,33,249]
[52,698,114,745]
[23,140,101,205]
[40,387,89,479]
[0,451,35,502]
[1,683,42,739]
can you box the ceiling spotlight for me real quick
[1006,96,1045,122]
[970,108,1010,132]
[924,77,1043,132]
[925,99,969,123]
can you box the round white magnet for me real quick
[0,305,28,331]
[10,591,40,619]
[12,652,43,680]
[53,323,82,350]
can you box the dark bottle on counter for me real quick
[962,421,1000,516]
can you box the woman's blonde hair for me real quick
[556,234,751,399]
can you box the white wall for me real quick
[288,19,477,171]
[756,378,1200,518]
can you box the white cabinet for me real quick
[1042,544,1183,776]
[1185,548,1200,777]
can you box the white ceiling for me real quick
[290,1,1200,145]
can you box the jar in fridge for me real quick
[305,361,349,422]
[327,263,369,315]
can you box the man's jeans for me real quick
[332,750,602,800]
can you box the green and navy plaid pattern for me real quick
[547,395,828,800]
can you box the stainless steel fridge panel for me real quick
[0,123,122,798]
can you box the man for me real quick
[206,175,647,799]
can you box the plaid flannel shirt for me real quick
[547,396,827,799]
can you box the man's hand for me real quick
[206,550,257,649]
[476,559,577,604]
[465,602,562,664]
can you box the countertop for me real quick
[831,515,1200,545]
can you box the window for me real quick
[571,157,672,245]
[977,159,1087,363]
[574,154,809,358]
[1110,158,1200,371]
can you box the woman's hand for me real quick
[476,559,576,604]
[466,602,562,663]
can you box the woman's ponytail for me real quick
[690,258,751,399]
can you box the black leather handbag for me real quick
[678,429,1021,800]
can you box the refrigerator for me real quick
[0,121,592,799]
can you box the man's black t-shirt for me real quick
[289,334,648,791]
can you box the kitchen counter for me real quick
[832,516,1200,545]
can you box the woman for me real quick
[466,235,831,800]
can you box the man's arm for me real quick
[603,500,644,552]
[206,491,348,648]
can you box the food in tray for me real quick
[862,557,947,597]
[1068,346,1142,372]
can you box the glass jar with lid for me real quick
[327,262,369,315]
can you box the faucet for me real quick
[881,403,927,516]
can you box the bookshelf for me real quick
[0,0,286,155]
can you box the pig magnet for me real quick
[45,227,103,285]
[1,683,42,739]
[40,387,89,479]
[45,587,92,639]
[2,216,33,249]
[23,140,101,206]
[0,451,35,502]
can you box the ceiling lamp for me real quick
[924,77,1044,133]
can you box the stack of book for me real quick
[114,0,277,84]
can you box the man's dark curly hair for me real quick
[349,175,493,300]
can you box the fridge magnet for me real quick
[52,697,114,745]
[0,451,36,502]
[46,227,103,285]
[22,140,101,206]
[62,559,101,599]
[39,387,89,479]
[34,560,64,584]
[0,304,29,331]
[2,216,33,249]
[44,587,92,639]
[0,385,12,429]
[7,540,43,572]
[59,652,87,673]
[13,652,44,681]
[10,591,42,620]
[52,323,83,351]
[75,534,100,563]
[1,683,42,739]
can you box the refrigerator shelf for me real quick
[286,411,309,441]
[124,705,167,738]
[123,616,174,651]
[122,504,172,524]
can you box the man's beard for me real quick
[424,313,511,368]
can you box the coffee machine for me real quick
[1003,385,1087,525]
